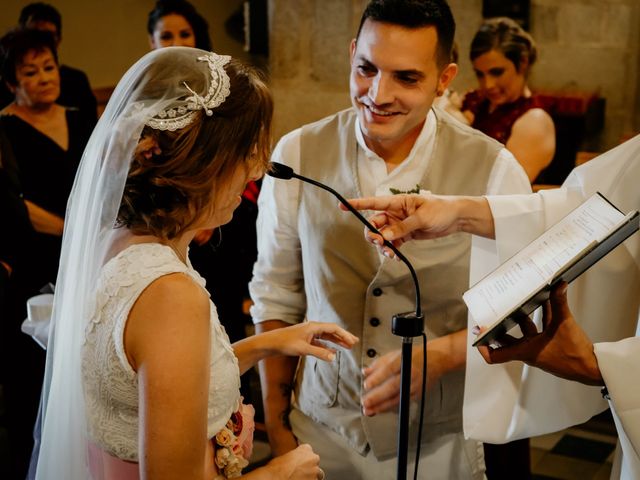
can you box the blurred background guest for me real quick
[147,0,212,50]
[462,17,555,183]
[0,2,98,126]
[0,27,92,478]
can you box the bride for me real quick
[31,47,357,479]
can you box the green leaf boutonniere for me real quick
[389,184,421,195]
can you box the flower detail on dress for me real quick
[213,401,255,478]
[146,52,231,131]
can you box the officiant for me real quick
[344,133,640,479]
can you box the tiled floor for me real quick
[247,412,619,479]
[530,412,617,480]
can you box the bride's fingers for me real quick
[313,333,357,349]
[310,337,337,354]
[309,324,358,346]
[306,344,337,362]
[320,330,357,342]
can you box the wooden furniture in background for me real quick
[93,86,115,118]
[533,90,605,186]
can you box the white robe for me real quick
[463,135,640,479]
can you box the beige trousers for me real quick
[290,408,486,480]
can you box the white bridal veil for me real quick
[30,46,230,479]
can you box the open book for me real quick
[465,192,639,347]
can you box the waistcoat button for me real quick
[367,348,377,358]
[369,317,380,327]
[372,288,383,296]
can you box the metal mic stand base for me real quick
[392,312,424,480]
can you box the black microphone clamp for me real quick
[392,312,424,338]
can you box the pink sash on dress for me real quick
[88,442,140,480]
[86,403,255,479]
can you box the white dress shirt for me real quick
[251,110,531,323]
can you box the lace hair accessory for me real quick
[146,52,231,131]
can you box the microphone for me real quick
[267,162,422,318]
[267,161,425,480]
[267,161,295,180]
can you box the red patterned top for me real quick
[462,90,547,145]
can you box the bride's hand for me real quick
[265,321,358,361]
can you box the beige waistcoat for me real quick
[293,107,501,460]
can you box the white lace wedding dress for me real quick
[82,242,241,461]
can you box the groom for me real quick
[250,0,530,478]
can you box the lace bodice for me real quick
[82,243,240,461]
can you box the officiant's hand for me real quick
[342,194,495,259]
[475,282,604,386]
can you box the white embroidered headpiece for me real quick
[146,52,232,131]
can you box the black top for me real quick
[0,126,33,273]
[0,109,92,290]
[0,109,92,216]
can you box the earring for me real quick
[212,227,223,248]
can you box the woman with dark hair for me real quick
[0,27,93,478]
[17,2,98,124]
[0,28,92,289]
[147,0,212,50]
[462,17,555,183]
[30,46,353,479]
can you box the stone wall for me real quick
[267,0,365,140]
[268,0,640,150]
[526,0,640,149]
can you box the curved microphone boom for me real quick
[268,162,422,317]
[267,161,426,480]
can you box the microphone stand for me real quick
[267,163,425,480]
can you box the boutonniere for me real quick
[389,184,421,195]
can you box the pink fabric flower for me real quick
[235,402,255,460]
[213,400,256,478]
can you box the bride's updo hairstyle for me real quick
[117,56,272,239]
